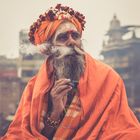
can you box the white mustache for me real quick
[50,45,85,59]
[36,43,85,58]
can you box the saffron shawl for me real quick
[1,53,140,140]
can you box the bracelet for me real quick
[45,114,61,128]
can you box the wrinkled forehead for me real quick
[52,21,78,40]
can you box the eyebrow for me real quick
[57,32,67,36]
[57,30,81,37]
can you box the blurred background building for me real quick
[0,56,20,116]
[101,15,140,118]
[0,56,21,135]
[19,29,45,92]
[0,29,45,136]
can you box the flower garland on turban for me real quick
[28,4,86,45]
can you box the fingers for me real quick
[55,87,72,99]
[55,84,71,94]
[60,87,72,97]
[54,78,71,87]
[51,78,71,95]
[51,84,72,98]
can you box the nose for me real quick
[66,35,77,47]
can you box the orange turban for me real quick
[34,17,82,45]
[29,4,86,45]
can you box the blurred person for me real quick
[1,4,140,140]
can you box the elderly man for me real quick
[1,4,140,140]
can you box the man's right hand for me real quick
[49,78,72,120]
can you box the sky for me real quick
[0,0,140,59]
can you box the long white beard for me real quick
[52,46,85,81]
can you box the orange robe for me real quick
[1,53,140,140]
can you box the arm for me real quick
[41,78,72,138]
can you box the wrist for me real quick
[49,111,61,121]
[44,114,61,130]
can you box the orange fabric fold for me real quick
[34,17,82,45]
[1,53,140,140]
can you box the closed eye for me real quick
[56,32,68,42]
[71,31,81,40]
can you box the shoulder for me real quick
[27,75,37,86]
[85,53,122,83]
[23,75,37,93]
